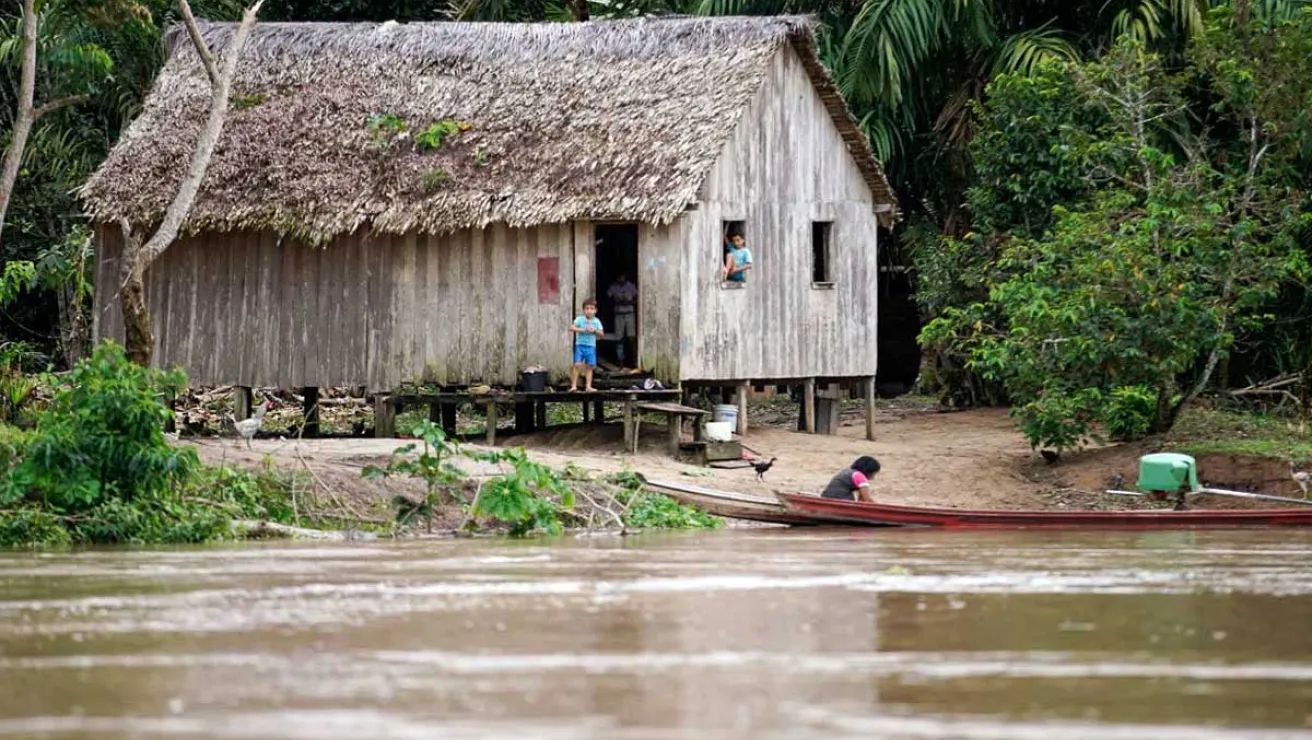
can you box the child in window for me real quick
[722,232,753,282]
[569,298,604,392]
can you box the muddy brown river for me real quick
[2,528,1312,739]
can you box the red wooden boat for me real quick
[777,493,1312,529]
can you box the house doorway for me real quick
[594,223,639,369]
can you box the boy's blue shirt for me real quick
[573,316,603,346]
[727,246,752,281]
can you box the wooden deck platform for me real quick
[373,388,683,449]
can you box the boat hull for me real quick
[778,493,1312,529]
[641,478,819,525]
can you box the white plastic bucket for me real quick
[704,421,733,442]
[712,404,738,426]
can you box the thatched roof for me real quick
[81,16,897,241]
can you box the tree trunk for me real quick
[118,0,264,366]
[569,0,589,21]
[119,250,153,366]
[0,0,39,246]
[1153,378,1176,434]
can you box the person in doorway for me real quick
[607,274,637,368]
[569,298,604,392]
[821,456,881,502]
[722,232,753,282]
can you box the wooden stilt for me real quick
[593,399,605,425]
[803,379,816,434]
[666,413,682,457]
[164,390,177,434]
[535,401,547,430]
[440,403,457,437]
[485,402,499,445]
[736,382,749,436]
[234,386,253,421]
[622,400,634,451]
[515,402,534,435]
[582,401,590,423]
[373,394,395,438]
[302,387,319,438]
[865,377,876,441]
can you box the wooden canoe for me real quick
[640,476,819,525]
[777,492,1312,529]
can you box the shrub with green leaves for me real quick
[1,341,195,512]
[471,448,575,537]
[0,342,220,546]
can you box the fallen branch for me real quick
[231,519,372,541]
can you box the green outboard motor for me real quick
[1137,452,1199,509]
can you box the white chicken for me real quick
[1292,461,1311,498]
[225,399,274,449]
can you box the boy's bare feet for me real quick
[567,387,578,392]
[585,386,597,392]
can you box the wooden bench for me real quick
[629,402,710,456]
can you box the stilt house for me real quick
[82,16,898,397]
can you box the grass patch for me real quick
[1163,407,1312,464]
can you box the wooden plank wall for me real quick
[94,223,577,390]
[680,44,880,382]
[635,220,683,383]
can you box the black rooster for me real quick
[1040,449,1060,464]
[753,457,777,481]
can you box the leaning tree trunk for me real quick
[0,0,39,246]
[118,0,264,366]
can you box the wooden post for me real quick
[865,376,876,441]
[582,401,590,423]
[485,402,499,445]
[593,399,605,425]
[233,386,253,421]
[515,402,535,434]
[535,401,547,430]
[736,382,749,436]
[373,394,395,438]
[440,403,457,437]
[666,413,682,457]
[164,390,177,434]
[622,400,634,451]
[802,379,816,434]
[302,386,319,438]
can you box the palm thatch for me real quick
[80,16,897,242]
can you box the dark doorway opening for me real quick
[594,223,639,368]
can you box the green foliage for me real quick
[414,119,470,151]
[924,21,1312,451]
[0,505,70,548]
[365,112,408,146]
[604,469,721,530]
[0,340,316,547]
[232,92,266,110]
[0,342,40,426]
[1103,385,1157,442]
[472,148,488,168]
[1,341,195,512]
[0,261,36,303]
[470,448,575,537]
[0,423,29,472]
[420,167,449,193]
[622,490,722,530]
[364,420,466,528]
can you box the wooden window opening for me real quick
[812,221,833,288]
[722,220,747,287]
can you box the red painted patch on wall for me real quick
[537,257,560,304]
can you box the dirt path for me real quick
[189,405,1062,511]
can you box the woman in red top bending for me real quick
[820,456,881,502]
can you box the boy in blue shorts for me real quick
[569,298,604,392]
